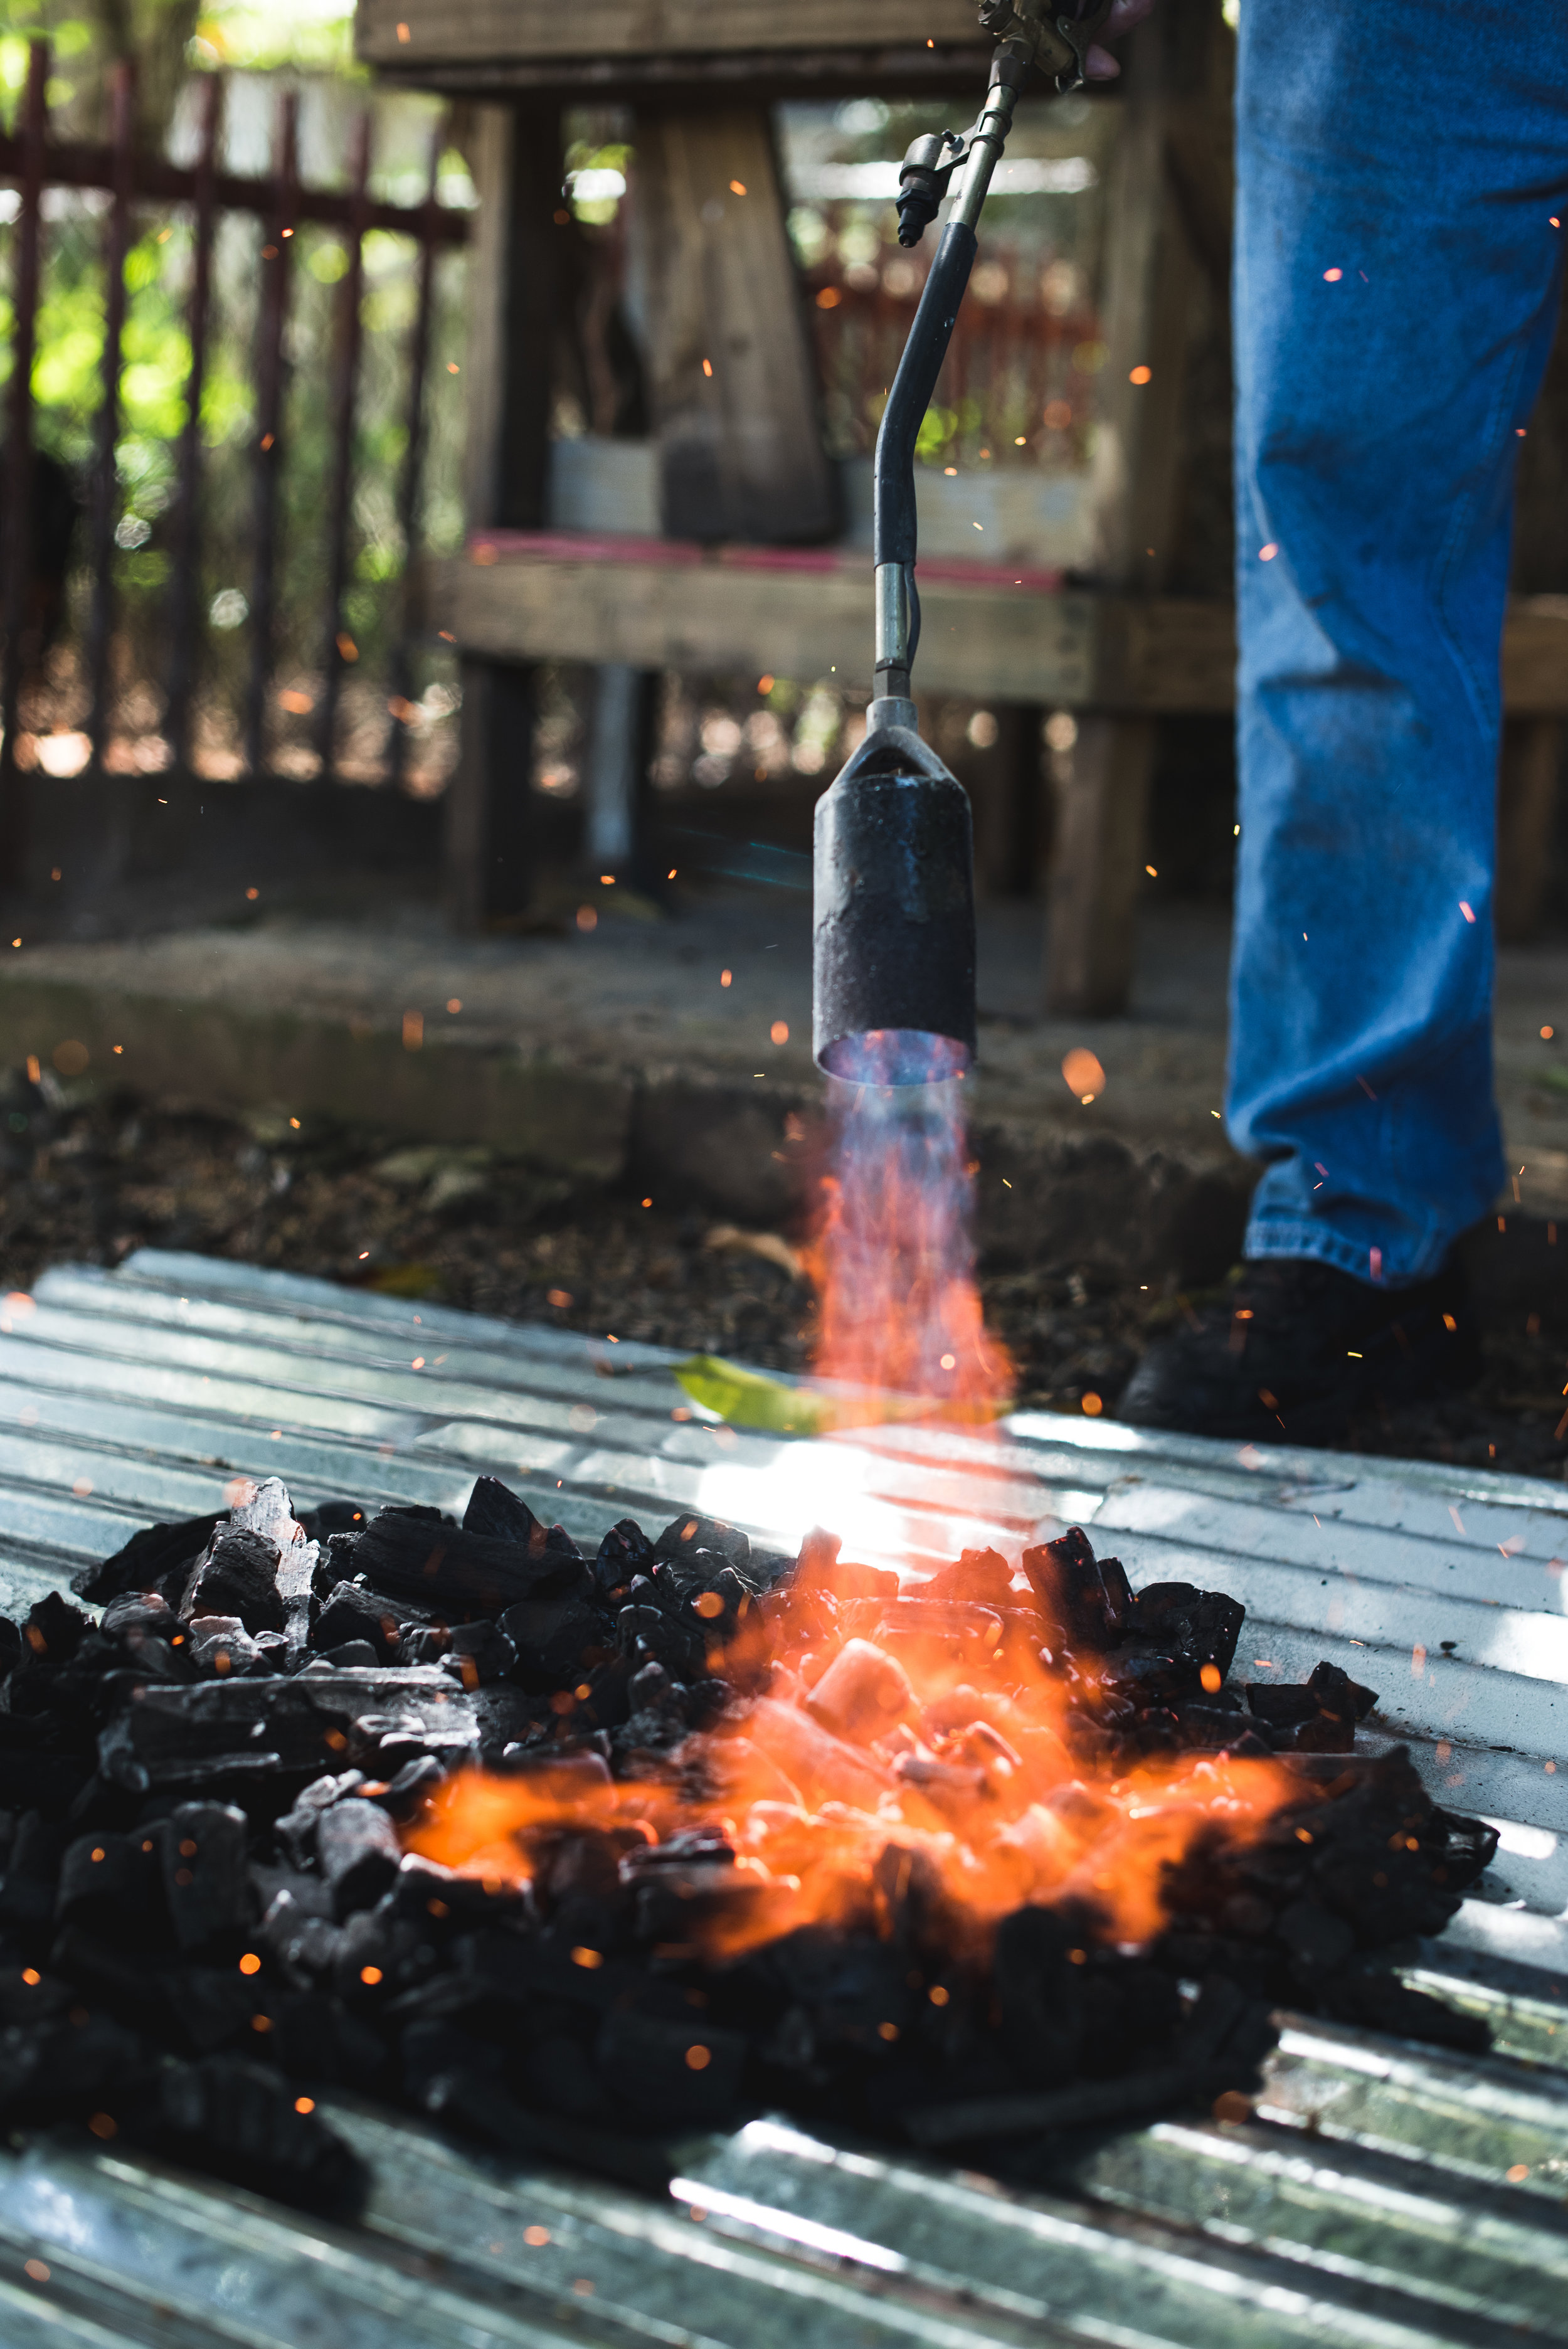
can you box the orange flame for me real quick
[405,1547,1300,1964]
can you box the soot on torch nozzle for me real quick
[812,718,977,1087]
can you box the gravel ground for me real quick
[1,1078,1563,1485]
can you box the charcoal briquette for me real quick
[1318,1968,1490,2052]
[55,1830,162,1939]
[276,1769,367,1866]
[18,1591,93,1672]
[295,1500,369,1544]
[0,2007,152,2121]
[1021,1527,1133,1651]
[317,1797,402,1919]
[155,1801,252,1949]
[595,2005,747,2125]
[0,1811,68,1932]
[267,1987,386,2086]
[313,1581,401,1662]
[497,1594,603,1689]
[323,1640,381,1670]
[1306,1661,1379,1722]
[148,2054,367,2216]
[183,1529,287,1635]
[354,1505,590,1616]
[443,1620,516,1685]
[72,1511,225,1606]
[100,1590,177,1643]
[97,1668,479,1793]
[1244,1683,1321,1728]
[260,1889,345,1985]
[189,1618,261,1674]
[462,1475,564,1550]
[595,1519,656,1599]
[1274,1897,1357,1979]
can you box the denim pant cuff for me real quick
[1242,1216,1449,1289]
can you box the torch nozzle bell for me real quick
[813,719,977,1086]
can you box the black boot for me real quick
[1117,1255,1481,1444]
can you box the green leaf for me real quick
[674,1356,833,1436]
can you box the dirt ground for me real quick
[1,1079,1563,1485]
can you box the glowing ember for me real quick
[408,1524,1315,1965]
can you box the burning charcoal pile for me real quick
[0,1473,1496,2210]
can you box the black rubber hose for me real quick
[872,219,978,572]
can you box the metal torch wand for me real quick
[812,0,1113,1086]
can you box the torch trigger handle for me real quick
[1051,0,1116,90]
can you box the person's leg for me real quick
[1230,0,1568,1286]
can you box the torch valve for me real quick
[896,130,968,249]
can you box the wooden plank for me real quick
[635,108,836,543]
[431,549,1568,715]
[437,545,1096,701]
[1095,591,1236,710]
[357,0,983,65]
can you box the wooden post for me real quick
[633,107,837,544]
[1496,717,1564,944]
[1043,0,1218,1015]
[968,704,1049,901]
[1046,714,1156,1011]
[584,664,657,878]
[445,100,563,928]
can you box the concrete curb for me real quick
[0,970,1254,1278]
[0,977,633,1183]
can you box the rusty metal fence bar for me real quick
[0,41,46,886]
[386,119,443,787]
[242,87,299,780]
[0,36,470,891]
[162,69,223,776]
[84,58,135,772]
[317,111,373,772]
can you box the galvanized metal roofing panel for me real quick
[2,1249,1568,2346]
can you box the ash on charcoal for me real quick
[0,1481,1500,2209]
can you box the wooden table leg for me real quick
[585,664,660,884]
[446,98,563,930]
[1044,714,1157,1015]
[446,657,538,929]
[1497,716,1564,944]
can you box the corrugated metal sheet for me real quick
[1,1248,1567,2348]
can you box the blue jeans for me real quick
[1228,1,1568,1285]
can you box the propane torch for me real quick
[812,0,1113,1088]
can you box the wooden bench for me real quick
[362,0,1568,1010]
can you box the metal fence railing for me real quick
[0,39,470,887]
